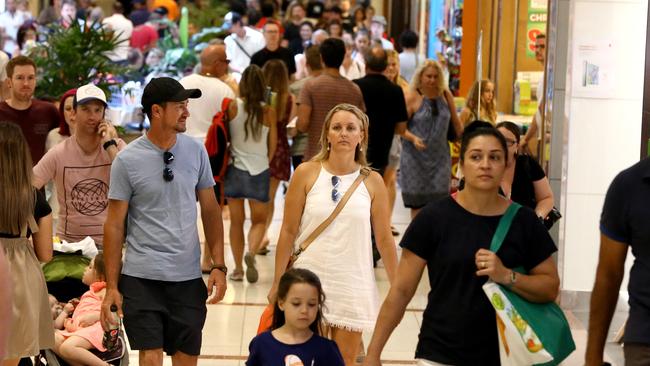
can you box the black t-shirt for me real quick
[0,100,61,164]
[0,189,51,238]
[400,196,556,365]
[353,74,408,170]
[600,157,650,345]
[250,47,297,76]
[283,21,301,44]
[511,154,546,210]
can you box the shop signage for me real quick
[526,0,548,58]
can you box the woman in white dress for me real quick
[269,104,398,366]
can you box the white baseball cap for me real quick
[75,83,107,107]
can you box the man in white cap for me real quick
[33,83,125,247]
[370,15,394,50]
[223,11,266,79]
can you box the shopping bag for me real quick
[484,203,575,365]
[257,304,275,334]
[484,281,553,365]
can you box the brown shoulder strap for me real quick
[290,167,371,262]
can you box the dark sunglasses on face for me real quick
[331,176,341,202]
[163,151,174,182]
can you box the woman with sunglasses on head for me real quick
[496,121,555,221]
[400,60,463,219]
[269,104,397,366]
[363,124,559,366]
[224,64,277,283]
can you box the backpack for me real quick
[205,98,233,204]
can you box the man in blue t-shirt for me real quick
[101,77,227,365]
[586,157,650,365]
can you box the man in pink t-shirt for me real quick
[33,84,125,247]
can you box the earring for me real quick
[327,143,330,151]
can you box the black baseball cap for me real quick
[141,77,201,115]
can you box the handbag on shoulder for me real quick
[482,203,575,366]
[256,167,372,334]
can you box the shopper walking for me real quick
[496,121,554,219]
[0,121,54,366]
[224,65,277,283]
[270,104,397,366]
[257,60,292,256]
[400,60,462,218]
[459,79,497,126]
[101,77,227,366]
[363,126,559,366]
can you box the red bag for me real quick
[204,98,232,205]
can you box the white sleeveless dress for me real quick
[293,166,379,332]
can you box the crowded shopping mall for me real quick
[0,0,648,365]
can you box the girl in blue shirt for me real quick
[247,269,345,366]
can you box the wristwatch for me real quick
[103,139,117,150]
[508,270,517,287]
[211,264,228,275]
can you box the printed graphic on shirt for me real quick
[63,164,111,239]
[284,354,305,366]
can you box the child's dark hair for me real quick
[459,121,508,164]
[271,268,325,335]
[93,253,106,281]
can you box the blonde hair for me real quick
[262,60,289,123]
[284,1,305,23]
[386,50,409,90]
[311,104,368,166]
[466,79,497,123]
[410,59,446,95]
[0,122,34,235]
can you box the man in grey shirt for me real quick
[101,77,227,366]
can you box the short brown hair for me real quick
[6,56,36,78]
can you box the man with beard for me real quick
[101,77,227,366]
[0,56,60,164]
[33,84,125,247]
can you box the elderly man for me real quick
[369,15,394,50]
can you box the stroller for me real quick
[36,251,129,366]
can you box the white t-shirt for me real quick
[102,13,134,62]
[224,27,266,74]
[180,74,235,142]
[340,60,365,81]
[0,10,32,54]
[399,51,426,83]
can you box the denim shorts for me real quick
[224,165,270,202]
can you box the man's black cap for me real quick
[141,77,201,115]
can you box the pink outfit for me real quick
[59,282,107,351]
[33,137,126,246]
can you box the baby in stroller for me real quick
[52,253,122,366]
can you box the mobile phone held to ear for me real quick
[264,86,272,105]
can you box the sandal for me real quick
[391,226,400,236]
[228,270,244,281]
[257,247,270,255]
[244,252,259,283]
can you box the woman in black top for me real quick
[363,127,559,366]
[496,121,554,219]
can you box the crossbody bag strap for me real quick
[233,38,252,59]
[489,203,522,253]
[290,167,372,263]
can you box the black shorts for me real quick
[119,275,208,356]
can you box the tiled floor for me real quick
[123,188,625,365]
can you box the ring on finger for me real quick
[481,261,487,269]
